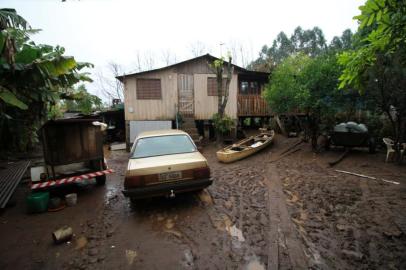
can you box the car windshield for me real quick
[131,134,196,159]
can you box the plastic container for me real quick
[26,192,50,213]
[65,193,77,206]
[52,226,73,244]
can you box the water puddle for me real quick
[182,249,194,268]
[245,257,265,270]
[153,215,183,238]
[105,186,120,205]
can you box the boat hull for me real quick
[216,131,275,163]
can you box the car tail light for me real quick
[124,175,144,188]
[193,167,210,179]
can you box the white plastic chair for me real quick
[383,138,395,162]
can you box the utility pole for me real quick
[219,42,224,57]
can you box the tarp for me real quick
[334,122,368,133]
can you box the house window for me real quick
[239,80,262,95]
[250,82,260,95]
[207,77,227,96]
[136,79,162,99]
[240,81,249,95]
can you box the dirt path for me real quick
[274,140,406,269]
[0,144,272,270]
[1,136,405,269]
[266,163,308,270]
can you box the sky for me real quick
[1,0,363,101]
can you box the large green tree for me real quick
[248,26,330,71]
[329,29,354,52]
[263,53,354,149]
[339,0,406,90]
[64,84,103,115]
[339,0,406,155]
[0,9,93,152]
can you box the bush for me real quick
[212,113,234,135]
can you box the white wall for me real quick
[129,121,172,143]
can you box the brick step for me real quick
[182,119,195,123]
[183,127,198,132]
[182,122,196,128]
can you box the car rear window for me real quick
[131,135,196,159]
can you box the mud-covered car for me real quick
[122,130,212,200]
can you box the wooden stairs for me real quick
[181,117,202,144]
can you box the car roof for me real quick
[137,129,189,139]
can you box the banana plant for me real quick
[0,8,94,152]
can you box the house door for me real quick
[178,74,194,117]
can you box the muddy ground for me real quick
[0,135,405,269]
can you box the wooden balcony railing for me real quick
[237,95,271,116]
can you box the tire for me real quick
[368,137,376,154]
[96,175,106,186]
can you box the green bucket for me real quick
[26,192,49,213]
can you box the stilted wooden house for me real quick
[117,54,270,144]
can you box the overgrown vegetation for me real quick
[263,53,351,148]
[260,28,357,149]
[0,9,93,153]
[258,0,406,154]
[339,0,406,160]
[64,85,103,115]
[212,113,234,136]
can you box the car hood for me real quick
[127,152,208,176]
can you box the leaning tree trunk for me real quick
[216,64,223,118]
[215,56,233,144]
[309,111,320,151]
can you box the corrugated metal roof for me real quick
[0,160,30,209]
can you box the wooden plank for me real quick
[335,170,400,185]
[237,95,272,116]
[266,163,309,269]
